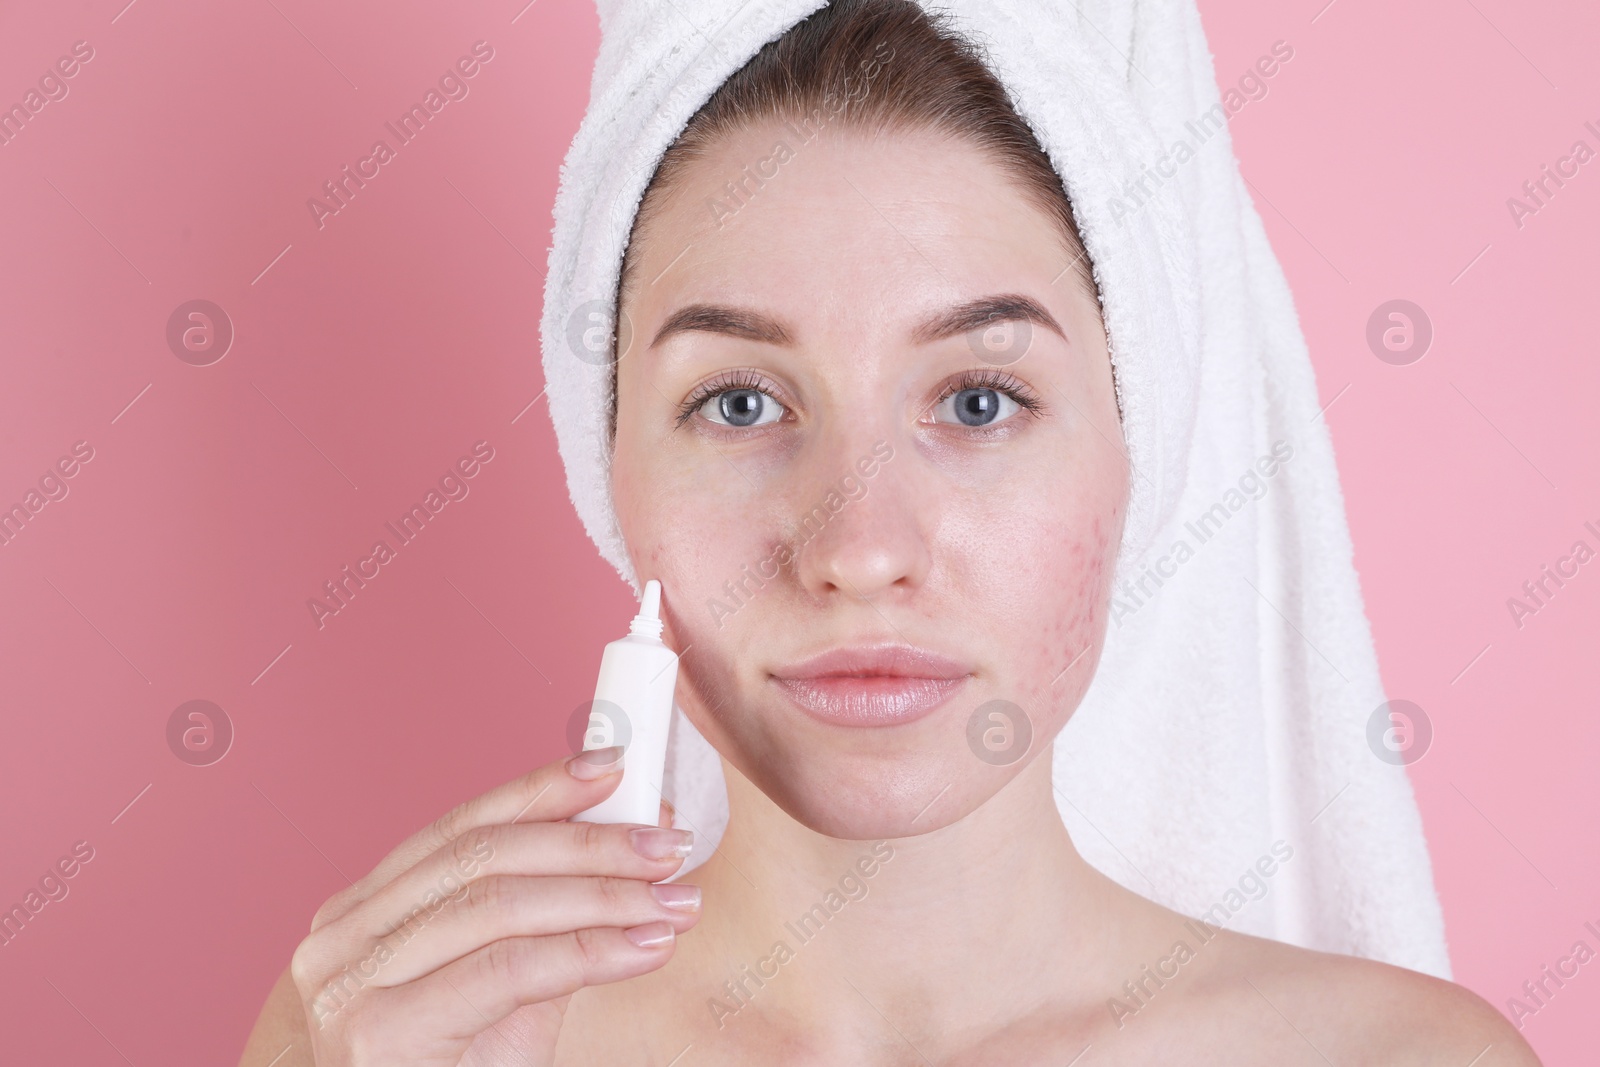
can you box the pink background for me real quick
[0,0,1594,1062]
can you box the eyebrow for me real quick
[649,293,1066,350]
[910,294,1067,345]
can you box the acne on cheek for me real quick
[1076,514,1119,633]
[1026,515,1116,703]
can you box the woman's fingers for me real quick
[310,747,628,931]
[304,926,677,1059]
[335,925,681,1056]
[295,817,698,996]
[332,873,703,987]
[287,748,703,1066]
[296,821,694,980]
[342,820,692,941]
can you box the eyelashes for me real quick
[674,369,778,428]
[930,367,1046,417]
[674,367,1047,429]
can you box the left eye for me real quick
[931,387,1022,427]
[698,387,786,428]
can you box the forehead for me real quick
[626,123,1086,334]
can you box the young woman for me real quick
[241,1,1540,1063]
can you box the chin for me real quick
[765,771,965,840]
[718,707,1012,839]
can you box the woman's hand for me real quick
[280,746,699,1066]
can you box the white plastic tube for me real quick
[571,579,680,826]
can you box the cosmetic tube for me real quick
[572,579,680,826]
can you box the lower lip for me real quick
[771,675,968,726]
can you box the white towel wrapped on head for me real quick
[539,0,1452,978]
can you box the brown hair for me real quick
[613,0,1100,436]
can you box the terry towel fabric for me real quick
[538,0,1453,978]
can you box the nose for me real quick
[788,438,932,603]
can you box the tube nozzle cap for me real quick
[629,579,665,639]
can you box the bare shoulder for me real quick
[1198,927,1542,1067]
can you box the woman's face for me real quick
[611,121,1128,838]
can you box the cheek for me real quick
[628,494,754,601]
[1053,513,1115,650]
[614,463,780,645]
[985,470,1123,701]
[621,485,789,740]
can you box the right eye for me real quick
[697,387,787,428]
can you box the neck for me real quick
[676,752,1138,1047]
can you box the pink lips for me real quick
[769,644,972,727]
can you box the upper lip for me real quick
[770,643,972,681]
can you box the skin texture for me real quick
[609,124,1124,846]
[238,123,1542,1065]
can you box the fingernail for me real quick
[630,827,694,860]
[624,921,675,949]
[650,883,701,911]
[567,746,624,780]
